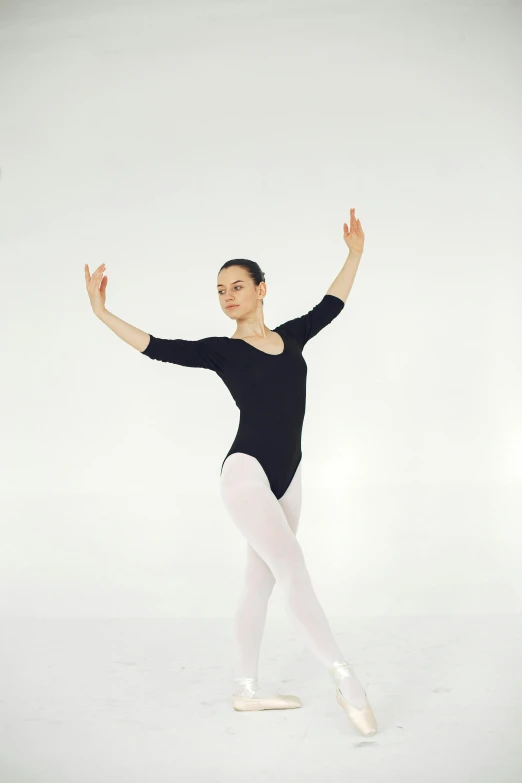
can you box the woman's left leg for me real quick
[232,461,303,680]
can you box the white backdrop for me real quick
[1,0,520,619]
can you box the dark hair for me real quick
[218,258,266,307]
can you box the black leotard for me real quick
[140,293,345,499]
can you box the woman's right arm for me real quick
[97,309,150,352]
[85,263,150,352]
[85,263,220,368]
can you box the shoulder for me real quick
[274,295,345,349]
[204,336,233,350]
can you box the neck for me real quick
[232,314,270,340]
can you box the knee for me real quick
[254,573,276,595]
[244,561,276,593]
[270,551,308,584]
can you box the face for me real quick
[217,266,266,318]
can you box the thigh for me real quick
[220,453,306,572]
[246,458,302,582]
[278,460,302,536]
[221,453,302,533]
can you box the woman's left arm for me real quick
[326,208,365,304]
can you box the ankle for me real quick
[328,660,352,687]
[233,676,259,697]
[328,661,368,709]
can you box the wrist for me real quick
[346,249,363,261]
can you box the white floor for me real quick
[0,614,521,782]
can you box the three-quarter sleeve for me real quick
[140,335,224,372]
[274,294,345,349]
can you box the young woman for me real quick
[84,208,377,736]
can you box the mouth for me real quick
[226,305,238,309]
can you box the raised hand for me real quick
[343,208,364,254]
[85,263,108,316]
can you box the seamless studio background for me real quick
[1,1,521,782]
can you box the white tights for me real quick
[220,452,347,681]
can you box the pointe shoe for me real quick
[232,677,302,712]
[335,687,377,737]
[329,661,378,737]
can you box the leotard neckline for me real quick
[228,329,286,356]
